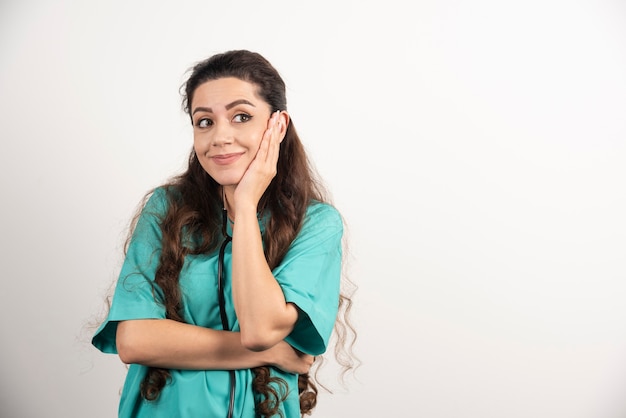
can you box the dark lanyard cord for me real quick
[218,207,235,418]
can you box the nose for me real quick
[211,120,234,147]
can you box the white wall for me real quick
[1,1,626,417]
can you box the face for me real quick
[191,77,273,187]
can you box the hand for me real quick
[268,341,315,375]
[233,111,285,211]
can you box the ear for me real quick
[277,111,290,143]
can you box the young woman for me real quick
[92,50,356,417]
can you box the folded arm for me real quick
[116,318,312,374]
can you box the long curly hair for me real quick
[132,50,357,416]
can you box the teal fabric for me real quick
[92,187,343,417]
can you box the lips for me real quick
[211,152,244,165]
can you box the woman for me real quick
[92,50,356,417]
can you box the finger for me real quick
[263,111,281,164]
[266,119,282,163]
[256,127,271,163]
[254,112,277,164]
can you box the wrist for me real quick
[233,204,258,221]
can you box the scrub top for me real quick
[92,187,343,418]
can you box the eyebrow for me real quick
[192,99,256,115]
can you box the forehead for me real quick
[191,77,265,108]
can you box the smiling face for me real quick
[191,77,273,187]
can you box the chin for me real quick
[209,173,244,187]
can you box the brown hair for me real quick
[134,50,357,416]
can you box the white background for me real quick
[1,1,626,417]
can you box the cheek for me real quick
[243,126,264,148]
[248,135,263,150]
[192,137,211,172]
[193,134,209,156]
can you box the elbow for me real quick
[239,307,298,351]
[117,339,137,364]
[240,330,278,352]
[116,322,142,364]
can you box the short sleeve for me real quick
[274,203,343,356]
[92,188,169,354]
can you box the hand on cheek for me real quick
[234,111,283,210]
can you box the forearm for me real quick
[116,319,272,370]
[231,206,298,350]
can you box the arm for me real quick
[116,319,313,374]
[231,203,344,356]
[230,111,298,351]
[231,208,299,351]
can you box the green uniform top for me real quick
[92,187,343,417]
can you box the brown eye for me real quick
[232,113,252,123]
[196,118,212,128]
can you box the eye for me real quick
[196,118,212,128]
[232,113,252,123]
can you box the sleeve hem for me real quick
[282,290,334,356]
